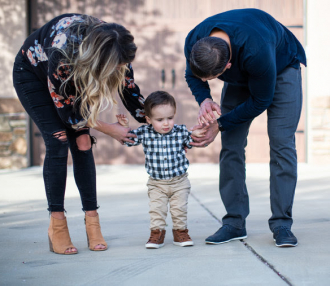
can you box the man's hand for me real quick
[198,98,221,126]
[190,121,219,148]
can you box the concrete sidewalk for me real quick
[0,163,329,286]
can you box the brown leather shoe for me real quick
[145,229,166,249]
[172,229,194,247]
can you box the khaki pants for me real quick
[147,173,191,231]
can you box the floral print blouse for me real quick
[20,13,146,130]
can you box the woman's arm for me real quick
[91,120,136,145]
[120,64,146,123]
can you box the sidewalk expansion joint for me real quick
[190,192,294,286]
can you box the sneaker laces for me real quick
[176,229,191,241]
[148,230,162,243]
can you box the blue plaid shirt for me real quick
[125,124,193,180]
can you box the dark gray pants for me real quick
[220,67,302,232]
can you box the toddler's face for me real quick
[146,104,175,134]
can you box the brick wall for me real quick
[0,98,28,169]
[0,0,28,169]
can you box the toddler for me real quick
[117,90,205,249]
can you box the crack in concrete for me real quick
[190,192,294,286]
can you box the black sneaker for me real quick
[205,224,247,244]
[273,226,298,247]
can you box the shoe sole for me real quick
[173,241,194,247]
[205,235,247,244]
[274,239,298,247]
[145,243,164,249]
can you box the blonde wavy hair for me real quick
[57,15,137,127]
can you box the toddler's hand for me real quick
[190,124,208,138]
[116,114,129,128]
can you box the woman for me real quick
[13,14,146,254]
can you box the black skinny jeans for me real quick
[13,53,98,212]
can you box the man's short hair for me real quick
[190,37,230,79]
[144,91,176,117]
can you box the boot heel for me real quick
[48,235,54,252]
[86,231,90,248]
[85,214,107,251]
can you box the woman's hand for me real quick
[190,121,219,148]
[198,98,221,126]
[107,123,136,144]
[92,121,136,144]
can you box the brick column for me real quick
[0,98,28,169]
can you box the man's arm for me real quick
[219,45,277,131]
[185,57,221,126]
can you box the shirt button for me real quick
[164,158,167,160]
[165,168,168,171]
[163,146,166,149]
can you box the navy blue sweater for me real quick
[184,9,306,131]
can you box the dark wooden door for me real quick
[29,0,305,165]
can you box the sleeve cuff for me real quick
[196,94,212,106]
[217,118,225,132]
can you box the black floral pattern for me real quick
[20,13,146,129]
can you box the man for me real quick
[184,8,306,247]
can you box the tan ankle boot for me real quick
[48,216,78,255]
[85,214,107,251]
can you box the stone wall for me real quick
[0,0,28,169]
[0,98,28,169]
[0,0,27,98]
